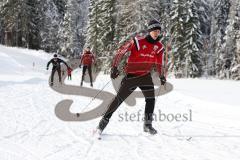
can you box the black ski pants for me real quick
[81,65,93,84]
[51,67,62,83]
[103,73,155,122]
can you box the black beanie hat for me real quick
[148,20,161,32]
[53,54,57,57]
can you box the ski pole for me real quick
[81,80,112,112]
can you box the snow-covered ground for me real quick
[0,45,240,160]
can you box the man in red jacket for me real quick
[96,20,167,136]
[79,47,95,87]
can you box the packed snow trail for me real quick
[1,45,240,160]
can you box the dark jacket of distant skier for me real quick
[96,20,167,135]
[46,54,69,86]
[80,47,95,87]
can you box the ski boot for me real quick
[143,117,157,135]
[143,123,157,135]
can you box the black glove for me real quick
[79,65,81,68]
[46,67,49,70]
[111,67,119,79]
[159,75,166,85]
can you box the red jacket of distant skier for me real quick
[80,51,95,66]
[67,68,72,75]
[112,36,165,76]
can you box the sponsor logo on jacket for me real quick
[140,53,154,58]
[154,45,159,51]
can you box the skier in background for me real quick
[95,20,167,137]
[46,54,70,86]
[79,47,95,87]
[67,67,73,80]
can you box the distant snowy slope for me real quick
[0,45,51,74]
[0,45,58,83]
[0,51,25,75]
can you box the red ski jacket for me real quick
[112,35,164,76]
[67,68,72,75]
[80,51,95,66]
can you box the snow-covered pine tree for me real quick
[230,4,240,80]
[157,0,173,32]
[114,0,144,45]
[60,0,82,57]
[0,1,4,44]
[85,0,101,55]
[0,20,3,44]
[13,0,40,48]
[170,0,204,78]
[53,0,67,19]
[26,0,42,49]
[76,0,90,54]
[0,0,23,46]
[195,0,213,77]
[210,0,231,77]
[93,0,115,72]
[230,3,240,80]
[0,18,3,44]
[0,0,88,55]
[96,0,115,49]
[195,0,211,36]
[170,0,187,77]
[0,0,41,48]
[39,0,61,53]
[221,0,240,80]
[182,0,203,77]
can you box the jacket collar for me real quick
[145,34,160,44]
